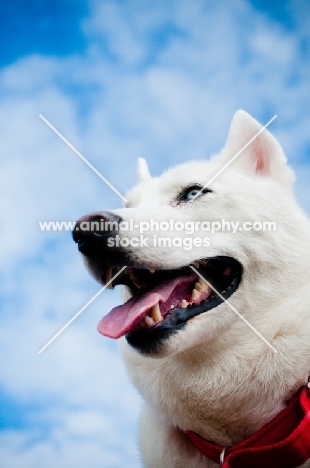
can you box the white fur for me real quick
[103,111,310,466]
[137,157,151,182]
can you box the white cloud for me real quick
[0,427,138,468]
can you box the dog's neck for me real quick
[123,314,310,448]
[123,274,310,448]
[172,286,310,445]
[186,382,310,468]
[162,346,293,446]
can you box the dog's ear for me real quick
[222,110,295,186]
[137,158,151,182]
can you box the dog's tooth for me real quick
[148,268,155,274]
[198,277,208,291]
[201,282,210,292]
[152,303,163,322]
[191,289,200,301]
[193,261,200,268]
[105,268,113,289]
[145,316,155,327]
[181,299,189,308]
[195,282,202,291]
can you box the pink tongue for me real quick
[97,275,196,339]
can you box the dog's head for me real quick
[73,110,303,358]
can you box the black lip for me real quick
[125,257,242,355]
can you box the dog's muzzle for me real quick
[72,211,122,256]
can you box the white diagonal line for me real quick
[39,114,128,203]
[192,115,277,199]
[190,266,278,354]
[38,266,127,354]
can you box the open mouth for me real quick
[97,256,242,353]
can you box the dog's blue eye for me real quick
[179,185,211,203]
[185,189,201,200]
[181,186,205,201]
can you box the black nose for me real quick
[72,211,122,255]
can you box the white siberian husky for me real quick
[73,111,310,468]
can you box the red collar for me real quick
[186,382,310,468]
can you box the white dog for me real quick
[73,111,310,468]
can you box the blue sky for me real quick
[1,1,310,467]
